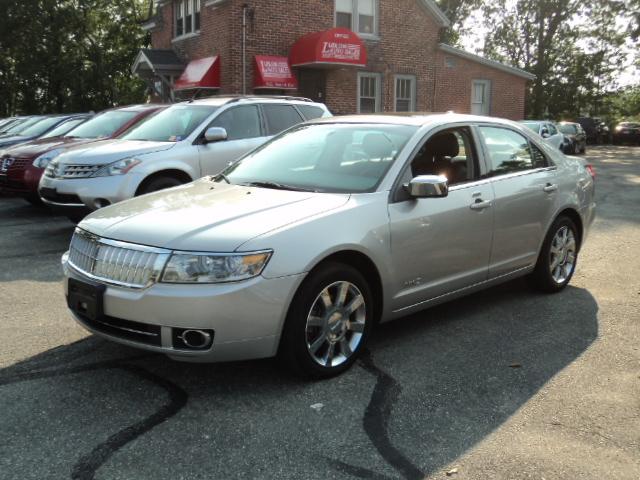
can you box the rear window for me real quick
[262,104,304,136]
[297,105,327,120]
[559,124,577,134]
[521,122,541,133]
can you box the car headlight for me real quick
[92,157,141,177]
[615,126,622,131]
[33,148,63,168]
[161,251,272,284]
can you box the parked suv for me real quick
[1,105,163,205]
[612,121,640,145]
[39,96,331,221]
[520,120,567,151]
[558,122,587,154]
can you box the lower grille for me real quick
[68,228,171,288]
[39,187,82,204]
[77,312,162,346]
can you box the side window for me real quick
[547,123,558,135]
[210,106,261,141]
[297,105,326,121]
[478,126,535,176]
[408,127,478,186]
[262,104,304,136]
[530,142,549,168]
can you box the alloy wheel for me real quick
[549,226,576,284]
[305,281,367,367]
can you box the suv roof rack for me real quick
[224,95,314,104]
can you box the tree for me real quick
[0,0,150,116]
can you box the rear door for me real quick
[388,125,495,310]
[197,105,268,176]
[476,125,559,278]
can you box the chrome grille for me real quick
[60,164,101,178]
[68,229,170,288]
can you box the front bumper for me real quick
[39,172,144,210]
[63,259,304,362]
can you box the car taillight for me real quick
[585,164,596,179]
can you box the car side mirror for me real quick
[404,175,449,199]
[541,129,550,138]
[204,127,228,143]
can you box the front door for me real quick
[388,126,495,311]
[198,105,269,176]
[298,69,327,104]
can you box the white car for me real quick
[38,96,330,221]
[520,120,567,151]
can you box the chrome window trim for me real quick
[448,166,558,192]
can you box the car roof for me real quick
[179,95,327,108]
[110,104,165,113]
[308,112,525,128]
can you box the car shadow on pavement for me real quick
[0,279,599,480]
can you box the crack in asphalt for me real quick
[330,350,424,480]
[0,356,188,480]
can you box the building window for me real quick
[335,0,378,36]
[358,72,381,113]
[395,75,416,112]
[471,79,491,115]
[175,0,201,38]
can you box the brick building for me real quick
[134,0,535,119]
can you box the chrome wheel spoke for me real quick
[325,343,336,367]
[307,315,325,328]
[348,321,365,333]
[340,338,352,358]
[336,282,349,306]
[345,294,364,315]
[309,335,326,355]
[320,289,333,310]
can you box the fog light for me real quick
[94,198,111,209]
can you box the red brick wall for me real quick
[434,51,528,120]
[150,0,528,117]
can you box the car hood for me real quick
[55,139,175,166]
[80,179,351,252]
[1,136,93,158]
[0,135,34,148]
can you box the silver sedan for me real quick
[61,114,596,378]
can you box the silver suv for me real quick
[38,96,330,220]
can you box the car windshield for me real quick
[620,122,640,128]
[19,117,67,137]
[222,123,418,194]
[522,122,542,133]
[41,118,88,138]
[66,110,139,139]
[121,105,217,142]
[559,124,577,134]
[4,117,43,134]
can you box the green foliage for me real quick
[436,0,485,44]
[478,0,637,120]
[0,0,150,116]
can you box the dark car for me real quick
[576,117,609,144]
[558,122,587,154]
[0,115,89,150]
[0,105,165,204]
[612,122,640,145]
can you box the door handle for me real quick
[543,183,558,193]
[470,199,492,211]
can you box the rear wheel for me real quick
[529,216,579,293]
[279,262,373,378]
[138,176,184,195]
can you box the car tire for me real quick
[279,262,374,379]
[66,211,87,224]
[138,176,184,195]
[529,216,579,293]
[573,142,580,154]
[24,195,43,206]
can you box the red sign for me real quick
[254,56,298,90]
[290,28,367,68]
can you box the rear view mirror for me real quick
[204,127,228,143]
[405,175,448,198]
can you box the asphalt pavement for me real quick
[0,145,638,480]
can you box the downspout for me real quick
[242,3,248,94]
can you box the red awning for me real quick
[290,28,367,68]
[174,56,220,91]
[254,56,298,90]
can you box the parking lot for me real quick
[0,145,638,480]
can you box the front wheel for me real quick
[529,216,579,293]
[279,262,374,378]
[138,176,184,195]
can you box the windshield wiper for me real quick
[242,181,316,192]
[214,173,231,184]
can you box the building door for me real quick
[298,69,327,104]
[471,80,491,115]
